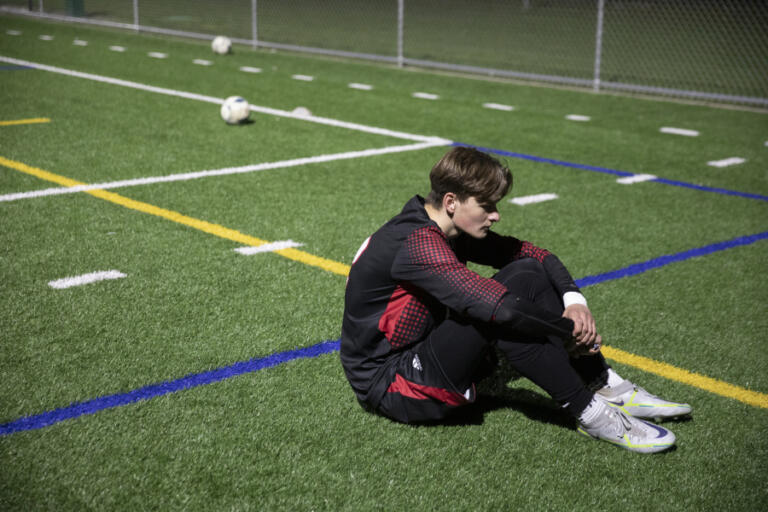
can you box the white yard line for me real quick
[509,193,559,205]
[412,92,439,100]
[566,114,591,122]
[660,127,699,137]
[235,240,304,255]
[348,83,373,91]
[0,140,450,202]
[616,174,657,184]
[48,270,126,289]
[483,103,515,111]
[707,157,746,168]
[0,56,448,144]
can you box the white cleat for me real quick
[596,380,692,421]
[578,400,676,454]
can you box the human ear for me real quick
[443,193,457,215]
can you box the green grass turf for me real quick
[1,13,767,511]
[1,355,766,511]
[0,67,400,185]
[2,14,765,195]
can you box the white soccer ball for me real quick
[220,96,250,124]
[211,35,232,55]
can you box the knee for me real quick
[493,258,547,287]
[512,258,546,273]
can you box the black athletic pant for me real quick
[421,258,609,418]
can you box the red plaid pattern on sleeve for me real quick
[404,226,508,317]
[515,240,551,262]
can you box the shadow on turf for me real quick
[408,375,694,431]
[368,352,695,432]
[415,356,573,428]
[419,388,573,429]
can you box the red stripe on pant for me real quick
[387,373,469,406]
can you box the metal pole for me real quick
[66,0,84,17]
[133,0,139,32]
[252,0,258,49]
[397,0,404,67]
[593,0,605,92]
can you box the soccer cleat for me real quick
[578,400,676,454]
[596,380,692,421]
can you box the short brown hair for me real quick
[426,146,512,207]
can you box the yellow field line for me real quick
[0,117,51,127]
[602,346,768,409]
[2,155,765,409]
[0,155,350,276]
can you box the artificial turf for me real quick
[0,13,766,511]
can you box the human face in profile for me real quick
[452,196,500,238]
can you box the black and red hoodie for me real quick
[340,195,580,408]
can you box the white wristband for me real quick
[563,291,588,308]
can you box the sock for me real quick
[605,368,625,388]
[578,396,605,425]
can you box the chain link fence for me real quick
[3,0,766,106]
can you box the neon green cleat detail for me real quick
[578,400,676,454]
[596,380,692,421]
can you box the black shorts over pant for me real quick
[373,258,609,424]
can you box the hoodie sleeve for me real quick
[391,226,507,322]
[454,231,581,297]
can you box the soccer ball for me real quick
[220,96,250,124]
[211,35,232,55]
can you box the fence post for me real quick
[65,0,84,17]
[397,0,404,67]
[252,0,258,49]
[593,0,605,92]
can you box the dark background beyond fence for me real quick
[3,0,767,106]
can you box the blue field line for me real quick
[0,64,33,71]
[455,142,633,177]
[575,231,768,288]
[454,142,768,202]
[0,340,341,436]
[2,231,767,437]
[650,177,768,202]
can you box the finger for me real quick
[575,325,596,345]
[583,325,597,344]
[581,317,597,343]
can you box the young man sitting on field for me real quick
[340,146,691,453]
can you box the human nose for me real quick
[488,211,500,223]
